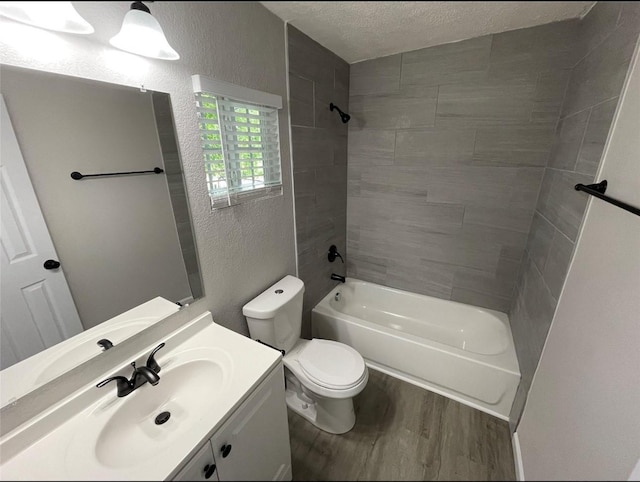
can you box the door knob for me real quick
[43,259,61,270]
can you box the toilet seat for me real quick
[283,339,368,399]
[299,339,366,390]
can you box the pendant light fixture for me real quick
[109,1,179,61]
[0,1,94,34]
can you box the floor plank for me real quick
[287,368,515,481]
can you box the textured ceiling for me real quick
[260,1,595,63]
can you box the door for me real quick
[0,95,83,369]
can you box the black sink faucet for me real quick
[96,343,165,397]
[331,273,346,283]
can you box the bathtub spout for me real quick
[331,273,346,283]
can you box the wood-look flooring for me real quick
[287,369,515,481]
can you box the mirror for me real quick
[0,65,203,404]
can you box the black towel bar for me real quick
[574,180,640,217]
[70,167,164,180]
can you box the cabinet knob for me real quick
[203,464,216,479]
[221,444,232,458]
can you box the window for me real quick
[192,75,283,209]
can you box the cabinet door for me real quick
[210,364,291,481]
[173,442,219,481]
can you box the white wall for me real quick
[517,38,640,480]
[1,68,191,329]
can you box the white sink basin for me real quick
[93,351,230,469]
[67,347,232,471]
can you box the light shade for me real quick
[0,1,94,34]
[109,8,179,61]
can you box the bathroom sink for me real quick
[0,312,282,481]
[65,347,232,472]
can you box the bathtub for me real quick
[311,279,520,420]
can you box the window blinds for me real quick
[193,76,283,209]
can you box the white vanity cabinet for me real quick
[173,362,292,481]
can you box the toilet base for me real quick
[285,373,356,434]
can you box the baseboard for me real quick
[512,431,525,481]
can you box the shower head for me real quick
[329,103,351,124]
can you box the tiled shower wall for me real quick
[509,1,640,429]
[288,26,350,336]
[346,20,579,312]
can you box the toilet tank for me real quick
[242,275,304,353]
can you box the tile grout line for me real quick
[559,95,620,121]
[573,106,593,172]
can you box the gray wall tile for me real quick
[333,133,348,166]
[350,165,429,202]
[288,26,349,331]
[335,61,350,96]
[395,128,476,166]
[436,78,537,127]
[425,166,542,210]
[289,73,314,127]
[291,126,333,170]
[401,36,491,87]
[575,1,623,62]
[473,126,554,167]
[451,287,512,313]
[531,70,572,125]
[537,169,593,242]
[452,255,521,303]
[526,212,555,272]
[541,229,574,299]
[350,85,437,129]
[351,54,401,95]
[562,16,639,117]
[576,98,618,175]
[510,253,558,380]
[348,128,396,165]
[463,206,534,233]
[489,20,580,79]
[508,8,637,428]
[288,25,335,86]
[617,1,640,31]
[548,109,590,170]
[385,259,456,300]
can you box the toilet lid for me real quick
[298,339,366,390]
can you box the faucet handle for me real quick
[96,375,132,397]
[328,245,344,263]
[146,343,165,373]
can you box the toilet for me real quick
[242,275,368,434]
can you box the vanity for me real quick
[0,312,292,480]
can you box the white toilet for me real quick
[242,275,368,434]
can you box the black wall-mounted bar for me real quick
[70,167,164,180]
[574,180,640,217]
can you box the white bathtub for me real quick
[311,279,520,420]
